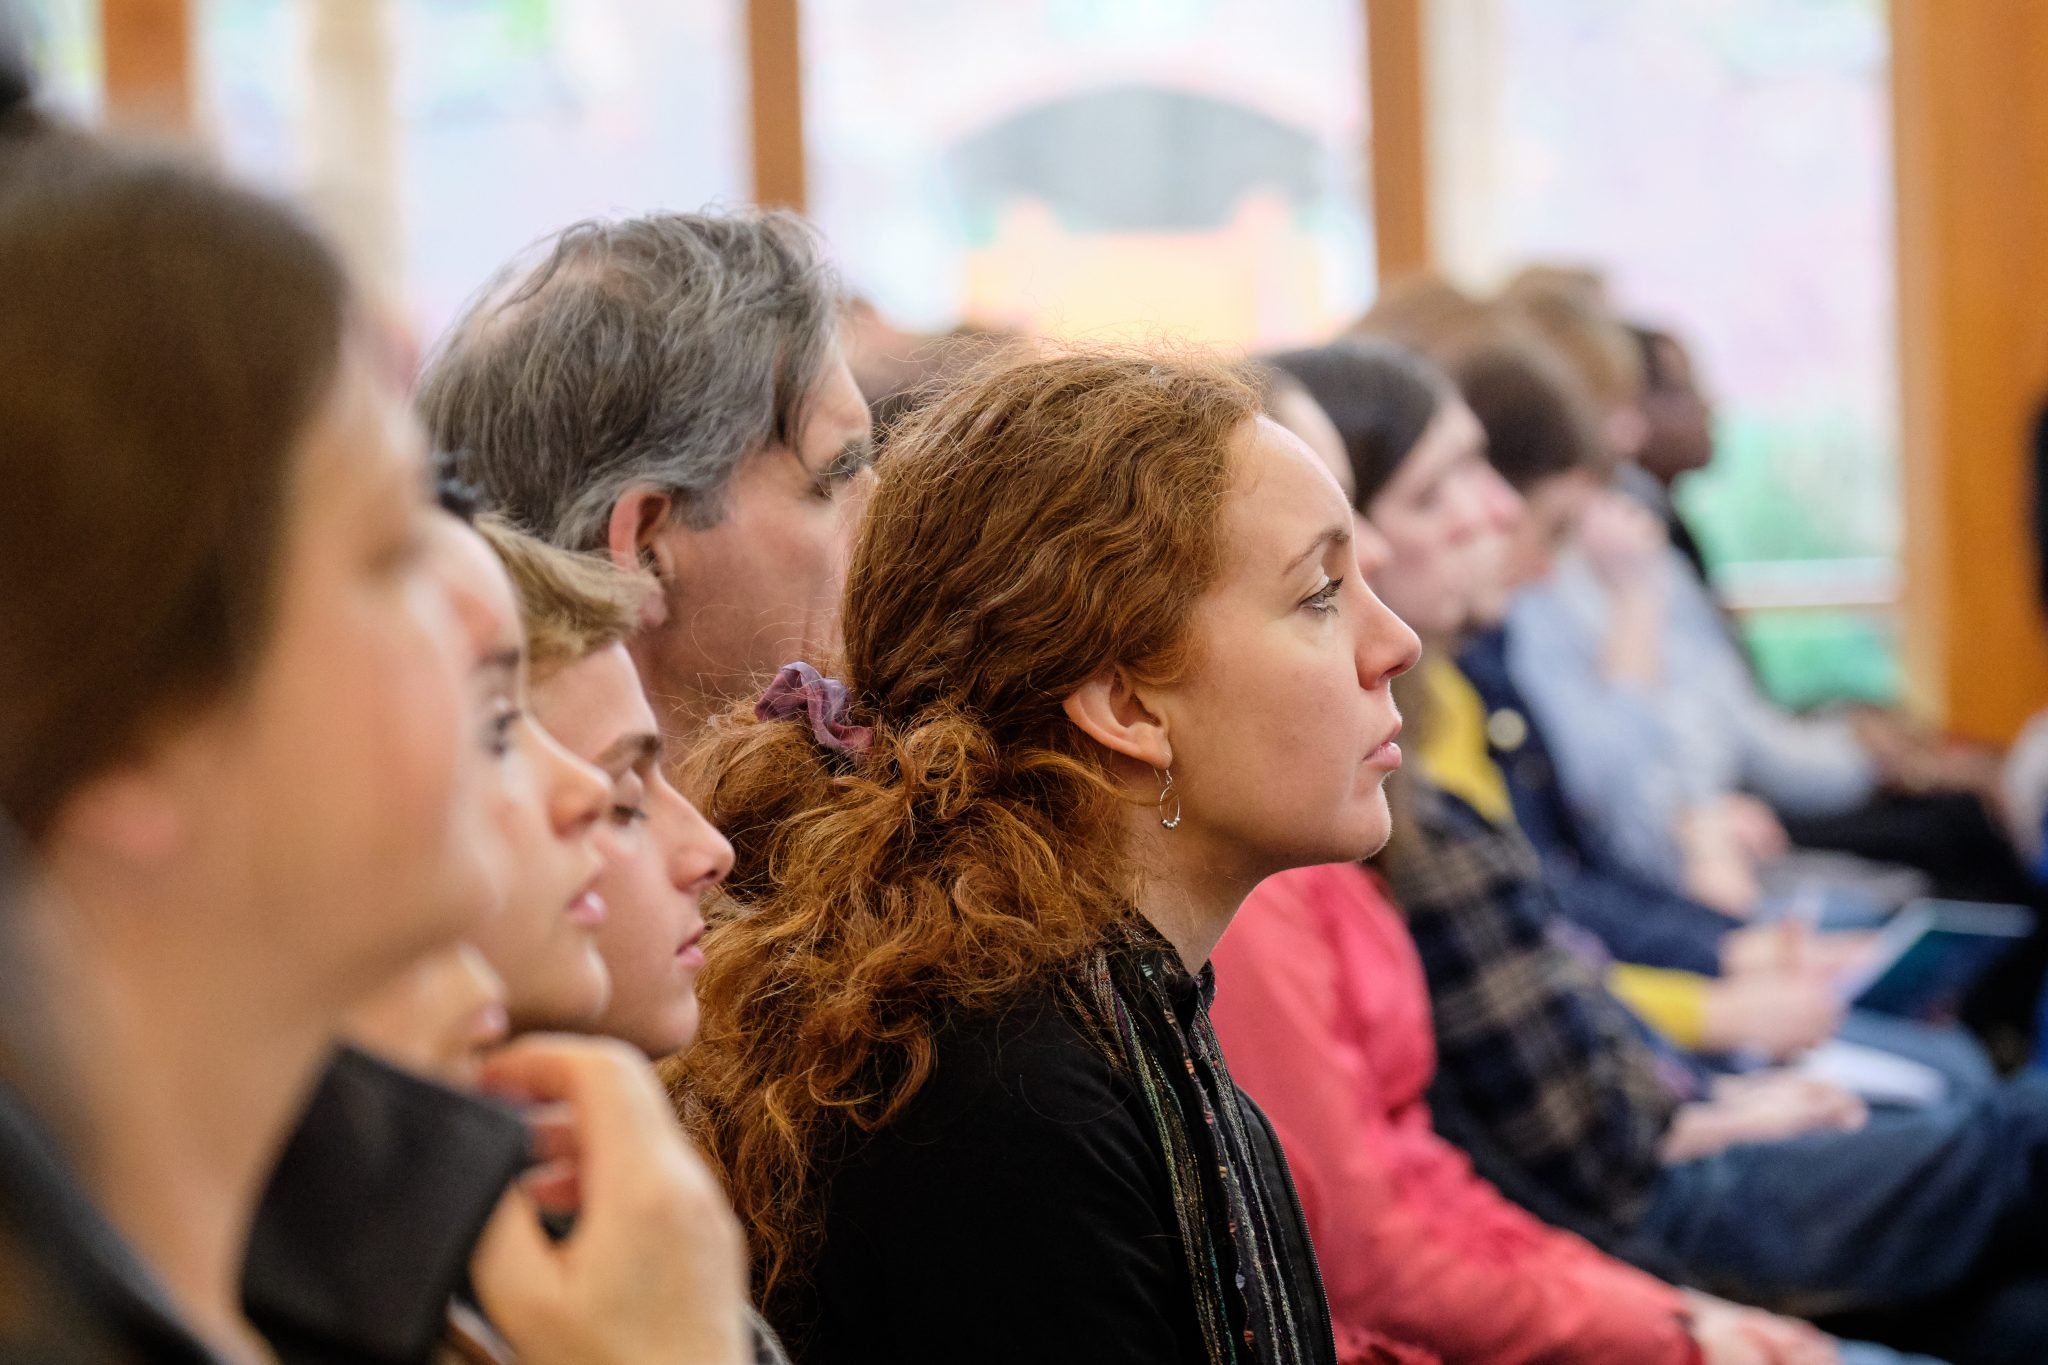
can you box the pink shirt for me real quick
[1211,863,1700,1365]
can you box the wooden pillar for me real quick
[1891,1,2048,741]
[747,0,807,211]
[100,0,195,134]
[1366,0,1431,281]
[299,0,405,308]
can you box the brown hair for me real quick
[473,516,654,683]
[1450,332,1609,490]
[669,343,1260,1298]
[0,133,349,841]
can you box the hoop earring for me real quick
[1155,767,1183,830]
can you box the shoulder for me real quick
[879,985,1146,1154]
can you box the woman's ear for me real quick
[1062,668,1172,771]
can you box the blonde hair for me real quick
[1497,264,1644,408]
[474,516,654,681]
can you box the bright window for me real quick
[1490,0,1897,705]
[200,0,747,339]
[804,0,1374,349]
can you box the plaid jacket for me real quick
[1383,778,1685,1228]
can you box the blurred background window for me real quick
[802,0,1375,348]
[20,0,1905,710]
[1480,0,1897,708]
[197,0,746,338]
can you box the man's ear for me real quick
[1061,668,1172,771]
[606,486,675,577]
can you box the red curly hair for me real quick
[665,343,1262,1300]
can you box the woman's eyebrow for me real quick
[1285,523,1352,575]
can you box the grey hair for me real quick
[417,208,842,549]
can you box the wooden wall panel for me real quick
[1367,0,1431,281]
[747,0,807,211]
[100,0,193,134]
[1891,0,2048,741]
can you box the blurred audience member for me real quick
[0,123,497,1359]
[1214,366,1892,1365]
[0,111,752,1365]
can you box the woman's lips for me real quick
[566,888,608,928]
[1366,717,1404,770]
[677,924,706,971]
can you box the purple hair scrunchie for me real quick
[755,661,874,755]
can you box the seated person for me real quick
[267,505,763,1364]
[674,346,1426,1364]
[0,111,745,1365]
[1499,284,2026,926]
[1276,339,2048,1365]
[1269,341,1975,1086]
[1447,336,1992,1097]
[1214,861,1933,1365]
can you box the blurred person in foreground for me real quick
[0,100,748,1363]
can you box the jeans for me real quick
[1640,1074,2048,1314]
[1837,1343,1949,1365]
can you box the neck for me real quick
[1126,817,1258,973]
[25,877,332,1361]
[627,636,729,757]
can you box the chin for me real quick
[1335,795,1394,863]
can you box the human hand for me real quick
[1578,489,1670,592]
[1722,925,1878,983]
[470,1035,749,1365]
[1666,1072,1867,1162]
[1700,973,1844,1059]
[1715,794,1790,862]
[1687,1293,1841,1365]
[1680,806,1763,919]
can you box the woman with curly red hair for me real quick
[671,345,1423,1365]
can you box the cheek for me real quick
[1184,638,1364,808]
[595,844,682,960]
[485,757,558,892]
[260,575,472,925]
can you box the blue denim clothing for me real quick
[1640,1076,2048,1325]
[1395,777,2048,1329]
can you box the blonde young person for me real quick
[473,518,735,1060]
